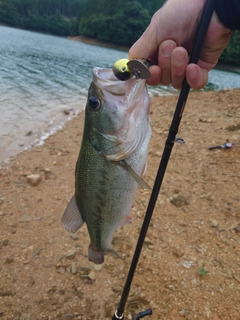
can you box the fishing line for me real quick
[112,0,217,319]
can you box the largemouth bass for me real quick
[61,67,151,264]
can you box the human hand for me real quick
[129,0,232,89]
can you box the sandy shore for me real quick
[1,87,240,319]
[68,35,129,52]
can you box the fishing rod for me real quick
[112,0,218,319]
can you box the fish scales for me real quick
[76,143,136,248]
[62,67,151,264]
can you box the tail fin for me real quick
[88,246,119,264]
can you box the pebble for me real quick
[200,192,212,200]
[3,239,9,246]
[65,251,76,259]
[70,233,79,240]
[63,109,70,115]
[4,256,14,264]
[94,263,102,271]
[19,213,32,222]
[169,194,187,207]
[182,260,195,269]
[235,225,240,232]
[26,174,42,186]
[210,220,219,228]
[87,270,96,281]
[60,314,74,320]
[166,284,175,290]
[32,246,43,258]
[0,290,15,297]
[57,266,65,274]
[71,262,77,274]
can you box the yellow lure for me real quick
[112,58,132,81]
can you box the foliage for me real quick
[199,267,209,277]
[0,0,85,35]
[219,31,240,67]
[0,0,21,26]
[21,13,71,36]
[79,2,151,46]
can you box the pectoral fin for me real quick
[119,160,151,190]
[61,194,84,233]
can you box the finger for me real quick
[171,47,189,89]
[158,40,177,86]
[146,65,162,86]
[129,23,158,62]
[186,64,208,89]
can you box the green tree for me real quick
[219,31,240,67]
[0,0,21,25]
[79,1,151,46]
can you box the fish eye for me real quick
[89,97,101,111]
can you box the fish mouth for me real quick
[92,67,145,98]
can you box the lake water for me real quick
[1,26,240,163]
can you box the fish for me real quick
[61,66,151,264]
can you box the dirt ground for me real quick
[1,88,240,320]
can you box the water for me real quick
[1,26,240,163]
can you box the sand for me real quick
[1,83,240,319]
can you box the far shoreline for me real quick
[68,35,129,52]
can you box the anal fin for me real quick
[61,194,84,233]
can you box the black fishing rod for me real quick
[112,0,218,319]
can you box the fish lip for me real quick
[92,67,143,97]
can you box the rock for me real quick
[60,314,74,320]
[63,109,70,115]
[172,246,184,257]
[170,194,187,207]
[235,225,240,232]
[217,225,226,232]
[0,290,15,297]
[210,220,219,228]
[25,130,33,136]
[166,284,175,290]
[26,174,41,186]
[181,260,195,269]
[57,266,65,274]
[44,168,52,179]
[3,239,9,246]
[32,246,43,258]
[65,251,76,259]
[94,263,102,271]
[70,233,79,240]
[19,213,32,222]
[200,192,212,200]
[4,255,14,264]
[71,262,77,274]
[28,277,35,287]
[87,270,96,281]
